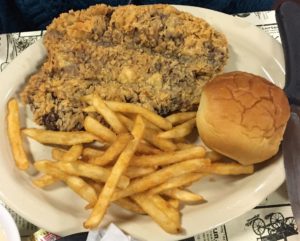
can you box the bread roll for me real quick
[196,71,290,165]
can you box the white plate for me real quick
[0,205,21,241]
[0,5,285,241]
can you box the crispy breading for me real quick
[21,4,228,131]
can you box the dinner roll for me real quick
[196,71,290,165]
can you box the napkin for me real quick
[86,223,138,241]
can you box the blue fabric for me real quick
[0,0,275,33]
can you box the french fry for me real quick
[82,147,105,159]
[200,162,254,175]
[63,144,83,162]
[8,93,259,235]
[52,148,66,162]
[87,181,103,193]
[105,101,172,130]
[168,199,180,209]
[172,137,186,143]
[22,129,97,145]
[34,160,68,179]
[150,194,181,226]
[130,146,206,167]
[89,133,132,166]
[84,181,145,214]
[131,115,146,139]
[34,161,97,205]
[117,113,176,151]
[84,116,117,143]
[116,113,133,132]
[114,198,146,215]
[157,118,196,139]
[125,166,157,179]
[147,173,205,195]
[86,181,103,194]
[55,161,130,189]
[82,106,96,113]
[112,158,211,201]
[142,117,162,131]
[206,151,224,162]
[92,95,126,134]
[166,112,196,125]
[84,116,145,229]
[143,127,177,152]
[66,176,98,206]
[32,174,58,188]
[52,145,83,162]
[7,98,29,170]
[136,142,161,155]
[132,193,181,234]
[176,143,196,150]
[80,94,94,106]
[163,189,204,203]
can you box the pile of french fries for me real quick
[7,95,254,234]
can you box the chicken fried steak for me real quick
[21,4,228,131]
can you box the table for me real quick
[0,10,299,241]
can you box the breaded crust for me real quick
[21,4,228,131]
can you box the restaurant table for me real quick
[0,9,299,241]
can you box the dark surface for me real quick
[57,233,88,241]
[0,0,275,34]
[276,0,300,105]
[276,0,300,232]
[56,232,196,241]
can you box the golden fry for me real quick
[84,116,145,229]
[34,160,68,179]
[82,147,105,159]
[112,158,210,201]
[205,151,224,162]
[132,193,181,234]
[136,142,161,155]
[117,113,176,151]
[32,174,58,188]
[65,176,98,206]
[130,146,206,167]
[166,112,196,125]
[163,189,204,203]
[114,198,146,215]
[168,199,180,209]
[34,161,97,205]
[150,194,180,225]
[157,118,196,139]
[142,118,162,131]
[106,101,172,130]
[84,181,145,214]
[7,98,29,170]
[80,94,93,106]
[147,172,205,195]
[63,144,83,162]
[55,161,130,189]
[125,166,157,179]
[176,143,196,150]
[52,148,66,162]
[23,129,97,145]
[82,106,96,113]
[143,127,177,151]
[86,181,103,194]
[201,162,254,175]
[52,145,83,162]
[89,133,132,166]
[84,116,117,143]
[92,95,126,134]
